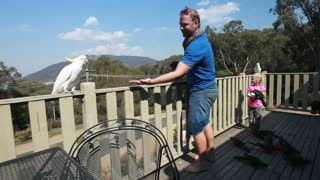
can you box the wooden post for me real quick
[0,105,16,162]
[29,100,50,152]
[59,97,77,152]
[80,82,98,129]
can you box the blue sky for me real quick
[0,0,277,76]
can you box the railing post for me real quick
[240,73,246,122]
[0,105,15,162]
[80,82,98,129]
[313,72,320,101]
[262,71,270,107]
[262,71,267,87]
[267,72,274,108]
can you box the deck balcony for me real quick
[0,72,319,179]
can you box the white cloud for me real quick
[153,26,175,32]
[18,24,32,32]
[84,16,99,26]
[133,28,142,32]
[197,2,240,24]
[197,0,210,6]
[57,28,128,41]
[75,43,144,56]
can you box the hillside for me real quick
[23,55,158,82]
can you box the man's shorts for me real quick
[188,84,219,136]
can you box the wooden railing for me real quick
[266,72,319,110]
[0,72,319,164]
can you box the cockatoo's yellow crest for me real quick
[65,57,74,62]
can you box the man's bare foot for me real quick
[194,154,200,160]
[193,148,215,162]
[206,148,215,162]
[183,159,210,173]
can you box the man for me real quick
[130,7,218,172]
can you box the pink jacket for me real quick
[248,85,266,108]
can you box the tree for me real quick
[260,28,292,72]
[0,61,21,90]
[214,20,266,74]
[14,80,51,96]
[272,0,320,71]
[0,61,22,99]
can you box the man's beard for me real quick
[182,28,202,49]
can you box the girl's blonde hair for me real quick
[252,73,263,85]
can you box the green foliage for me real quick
[0,61,21,88]
[90,55,144,88]
[216,70,233,77]
[14,80,51,96]
[15,127,32,143]
[0,61,23,99]
[157,55,182,74]
[271,0,320,71]
[206,18,316,73]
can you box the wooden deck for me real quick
[161,110,320,180]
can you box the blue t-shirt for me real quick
[181,32,216,92]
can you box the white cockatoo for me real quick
[52,55,88,94]
[254,62,262,73]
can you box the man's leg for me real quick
[204,124,214,149]
[203,124,215,161]
[194,131,208,159]
[184,131,210,172]
[193,124,215,160]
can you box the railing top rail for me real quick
[1,72,317,105]
[267,72,318,75]
[95,81,186,94]
[0,91,84,105]
[0,81,187,105]
[216,75,250,80]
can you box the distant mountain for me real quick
[89,55,158,67]
[23,55,158,82]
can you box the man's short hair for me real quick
[180,7,201,25]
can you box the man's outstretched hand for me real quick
[129,80,142,84]
[129,78,152,84]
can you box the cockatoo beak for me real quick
[65,57,74,62]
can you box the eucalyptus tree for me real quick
[214,20,266,74]
[272,0,320,71]
[260,28,292,72]
[0,61,22,100]
[0,61,21,91]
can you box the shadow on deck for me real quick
[161,110,320,180]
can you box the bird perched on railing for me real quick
[254,62,262,73]
[52,55,88,94]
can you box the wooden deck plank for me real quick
[203,115,276,179]
[220,113,281,179]
[310,118,320,180]
[179,111,276,179]
[290,116,316,180]
[266,114,305,180]
[178,127,249,179]
[160,110,320,180]
[232,111,291,180]
[279,114,314,179]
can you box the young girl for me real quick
[247,73,266,130]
